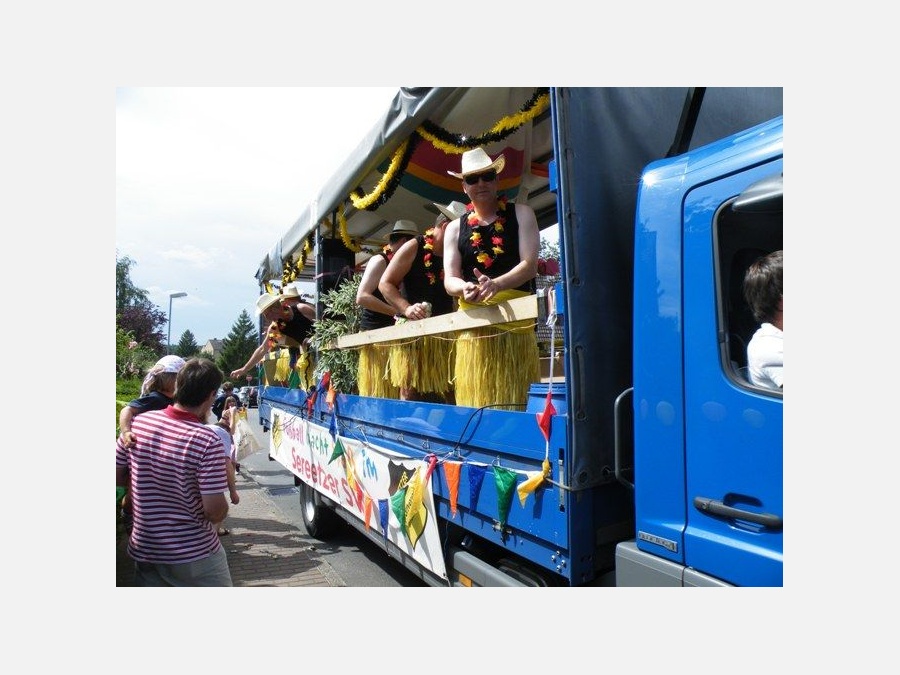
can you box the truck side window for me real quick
[714,173,783,390]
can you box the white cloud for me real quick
[117,86,398,345]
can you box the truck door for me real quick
[682,161,783,587]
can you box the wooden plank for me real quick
[333,295,539,349]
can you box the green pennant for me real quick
[493,466,518,528]
[328,436,345,464]
[390,486,408,536]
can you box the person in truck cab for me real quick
[743,249,783,390]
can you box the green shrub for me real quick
[116,377,143,436]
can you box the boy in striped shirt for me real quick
[116,357,232,586]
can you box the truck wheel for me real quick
[299,481,338,539]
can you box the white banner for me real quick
[268,407,447,580]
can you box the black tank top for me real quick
[402,234,454,316]
[280,305,314,343]
[359,252,395,330]
[456,201,533,293]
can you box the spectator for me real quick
[118,354,186,447]
[212,381,238,420]
[116,357,232,586]
[442,147,541,409]
[743,249,783,390]
[207,395,241,536]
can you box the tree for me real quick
[116,253,149,315]
[175,330,201,358]
[217,310,260,379]
[116,252,166,354]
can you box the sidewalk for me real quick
[116,469,345,587]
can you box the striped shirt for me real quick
[116,406,228,564]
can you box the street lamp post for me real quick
[167,291,188,354]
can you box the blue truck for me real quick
[253,87,783,586]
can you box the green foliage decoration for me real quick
[309,273,362,394]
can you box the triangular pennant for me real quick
[306,389,317,416]
[443,461,462,517]
[536,390,557,442]
[404,468,427,550]
[517,458,552,507]
[317,370,331,395]
[328,410,337,441]
[493,465,518,528]
[378,499,390,538]
[363,494,373,532]
[326,380,337,409]
[327,436,345,464]
[287,367,301,389]
[423,454,438,484]
[468,464,487,507]
[390,486,408,536]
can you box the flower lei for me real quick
[422,228,441,285]
[467,196,508,269]
[267,319,286,350]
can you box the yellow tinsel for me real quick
[350,138,410,211]
[337,203,362,253]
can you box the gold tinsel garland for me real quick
[283,88,549,287]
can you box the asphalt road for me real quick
[240,407,427,587]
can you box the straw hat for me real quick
[256,292,281,315]
[390,220,420,238]
[433,200,468,224]
[447,147,505,179]
[281,284,301,300]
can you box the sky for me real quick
[116,87,404,347]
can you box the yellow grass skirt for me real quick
[388,335,455,395]
[455,290,539,410]
[357,343,399,399]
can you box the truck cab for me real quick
[619,118,783,586]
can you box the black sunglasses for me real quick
[464,169,497,185]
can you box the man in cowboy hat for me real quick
[356,219,419,330]
[230,287,317,382]
[442,147,541,409]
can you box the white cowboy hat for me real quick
[433,200,468,224]
[447,147,506,179]
[281,283,301,299]
[389,220,420,238]
[256,292,281,315]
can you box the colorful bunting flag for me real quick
[328,436,345,464]
[517,458,552,507]
[404,468,428,550]
[328,409,337,441]
[317,370,331,395]
[443,461,462,517]
[536,389,557,442]
[423,454,438,483]
[364,494,373,532]
[390,486,408,536]
[493,466,518,529]
[468,464,487,508]
[326,379,337,409]
[379,499,390,538]
[306,389,317,416]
